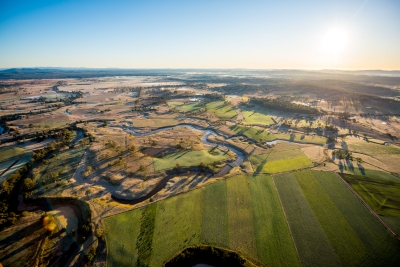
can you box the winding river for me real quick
[123,124,245,168]
[111,124,245,204]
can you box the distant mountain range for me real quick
[0,68,399,80]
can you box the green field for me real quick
[248,175,301,267]
[150,189,203,266]
[341,172,400,235]
[105,206,143,266]
[273,172,341,267]
[104,171,400,267]
[167,101,203,112]
[226,175,258,260]
[42,93,70,100]
[153,148,230,171]
[36,145,86,184]
[206,101,237,120]
[201,181,229,247]
[250,148,313,173]
[229,125,276,142]
[131,117,180,128]
[241,111,274,125]
[9,120,70,129]
[274,133,327,145]
[104,174,301,267]
[32,120,70,129]
[349,141,400,154]
[274,171,400,267]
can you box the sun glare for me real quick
[321,27,348,54]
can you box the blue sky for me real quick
[0,0,399,69]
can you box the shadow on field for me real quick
[0,220,42,250]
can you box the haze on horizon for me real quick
[0,0,399,70]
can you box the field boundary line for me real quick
[334,172,399,240]
[271,176,303,267]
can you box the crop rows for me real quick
[104,171,400,267]
[273,173,341,267]
[249,175,301,267]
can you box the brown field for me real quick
[311,161,341,172]
[214,123,238,137]
[373,154,400,174]
[0,213,47,267]
[130,116,181,128]
[9,114,71,128]
[356,116,400,137]
[301,145,326,163]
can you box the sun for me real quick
[321,27,348,54]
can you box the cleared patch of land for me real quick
[273,132,327,145]
[250,147,313,173]
[373,154,400,174]
[229,125,276,142]
[346,137,400,155]
[167,101,203,112]
[153,148,230,171]
[131,116,180,128]
[206,101,237,120]
[301,145,326,163]
[263,157,313,173]
[9,114,70,129]
[241,110,274,125]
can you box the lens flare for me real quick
[42,214,57,232]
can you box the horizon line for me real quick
[1,67,400,72]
